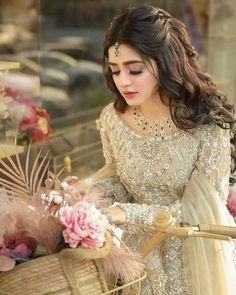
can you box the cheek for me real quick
[138,73,157,89]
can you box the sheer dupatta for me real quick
[182,171,236,295]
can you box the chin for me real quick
[125,99,142,107]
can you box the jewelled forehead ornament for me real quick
[114,41,120,57]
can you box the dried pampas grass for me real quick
[99,232,145,283]
[0,191,62,254]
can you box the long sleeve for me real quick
[192,123,231,203]
[92,106,132,205]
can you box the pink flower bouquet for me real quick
[0,147,144,285]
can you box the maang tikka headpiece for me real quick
[114,41,120,57]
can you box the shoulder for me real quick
[100,103,114,120]
[199,123,229,137]
[194,123,230,147]
[96,103,115,131]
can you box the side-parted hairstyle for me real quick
[103,5,236,180]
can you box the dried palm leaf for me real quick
[0,143,51,202]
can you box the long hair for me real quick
[103,5,236,179]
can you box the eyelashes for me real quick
[111,70,143,76]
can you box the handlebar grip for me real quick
[198,224,236,239]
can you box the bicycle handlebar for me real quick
[139,211,236,257]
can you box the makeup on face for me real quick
[108,44,159,107]
[108,60,145,76]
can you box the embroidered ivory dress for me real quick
[93,103,236,295]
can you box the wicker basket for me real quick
[0,237,146,295]
[0,238,111,295]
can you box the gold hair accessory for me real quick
[114,41,120,57]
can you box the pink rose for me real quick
[14,243,32,257]
[227,193,236,221]
[81,237,100,249]
[30,108,52,142]
[0,239,32,260]
[0,248,8,256]
[19,107,37,131]
[63,229,81,248]
[19,95,36,108]
[59,201,109,249]
[59,206,74,228]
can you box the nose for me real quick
[119,71,131,87]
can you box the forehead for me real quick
[108,44,143,63]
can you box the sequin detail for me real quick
[133,106,177,138]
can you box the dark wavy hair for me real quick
[103,5,236,179]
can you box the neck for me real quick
[139,95,171,120]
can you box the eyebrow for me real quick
[108,60,145,66]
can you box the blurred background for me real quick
[0,0,235,181]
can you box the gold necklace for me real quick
[133,106,175,139]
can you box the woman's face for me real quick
[108,44,159,107]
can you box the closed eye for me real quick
[130,70,143,75]
[111,71,120,76]
[111,70,143,76]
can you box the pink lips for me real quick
[123,92,137,99]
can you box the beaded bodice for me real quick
[96,103,231,206]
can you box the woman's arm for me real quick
[92,106,133,206]
[192,123,231,203]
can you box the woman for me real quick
[93,5,236,295]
